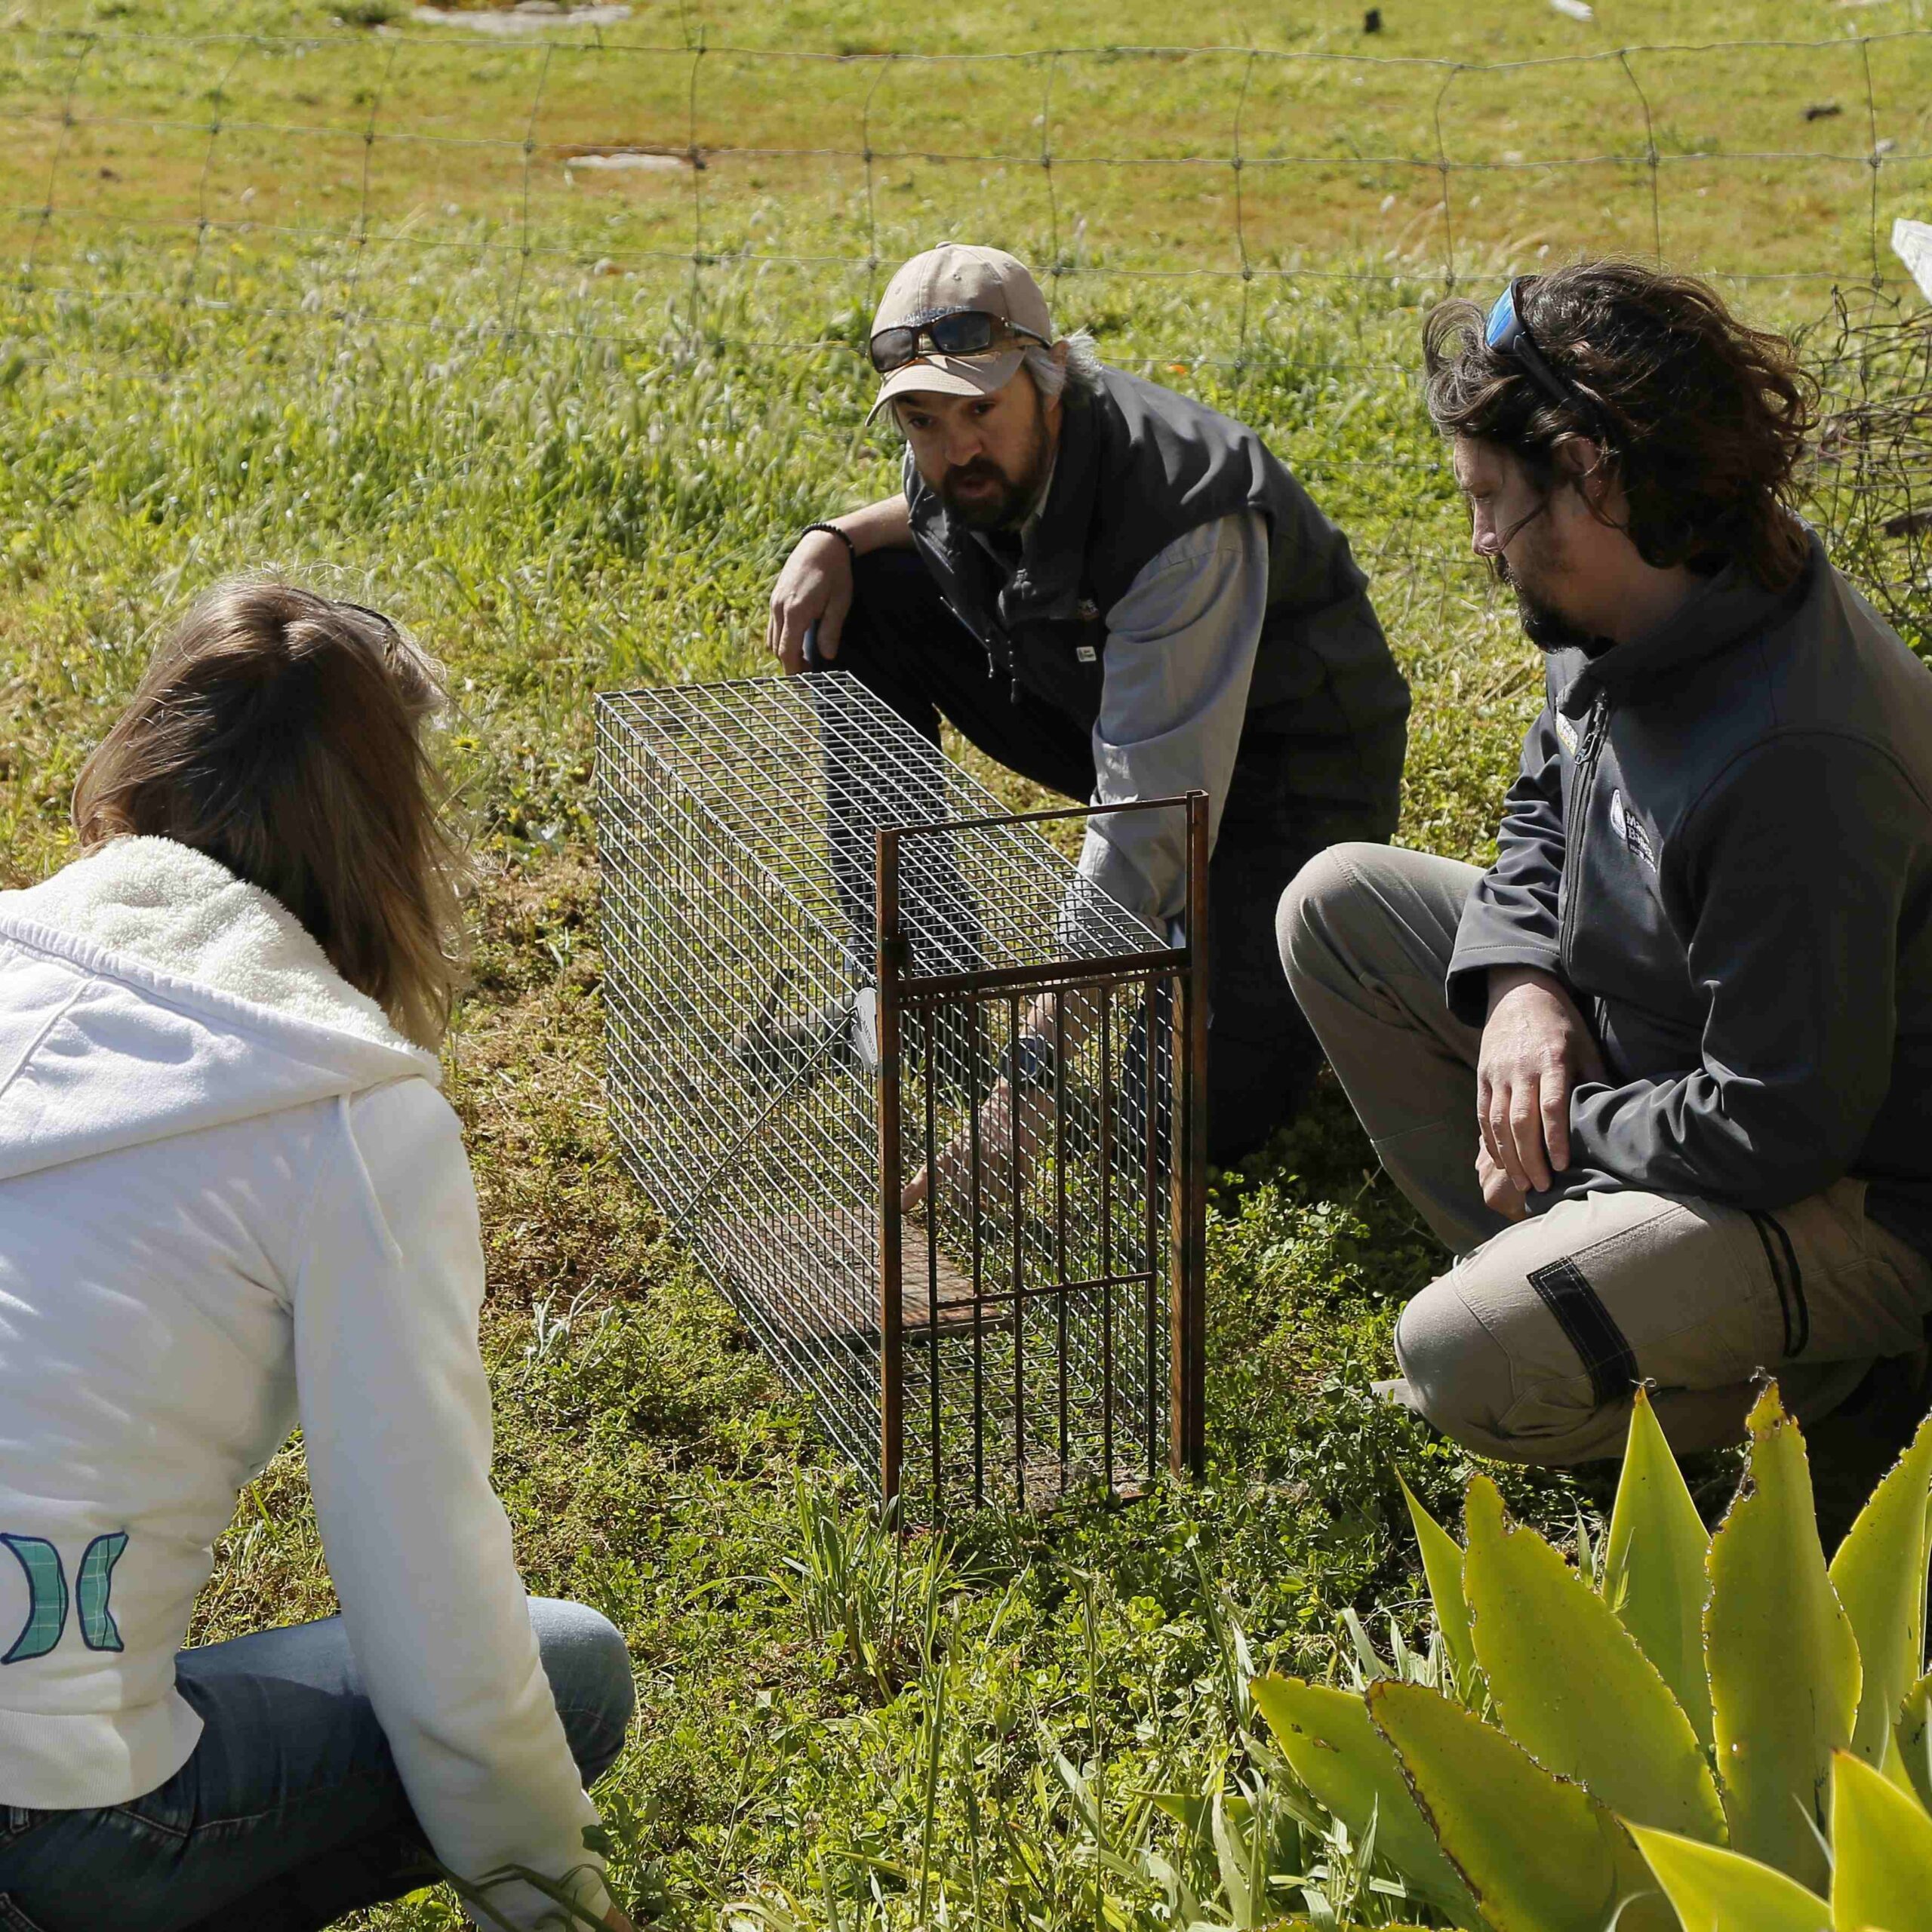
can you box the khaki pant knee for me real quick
[1275,841,1398,996]
[1395,1268,1617,1464]
[1395,1275,1517,1456]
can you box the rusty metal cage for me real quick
[594,672,1206,1515]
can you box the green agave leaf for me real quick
[1145,1789,1253,1836]
[1400,1473,1478,1698]
[1462,1475,1725,1841]
[1831,1748,1932,1932]
[1604,1384,1715,1749]
[1897,1670,1932,1811]
[1249,1674,1484,1928]
[1147,1789,1196,1831]
[1366,1678,1674,1932]
[1706,1382,1860,1890]
[1626,1823,1829,1932]
[1829,1414,1932,1769]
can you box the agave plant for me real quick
[1251,1382,1932,1931]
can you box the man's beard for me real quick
[1495,552,1595,654]
[937,410,1051,531]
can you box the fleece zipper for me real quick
[1558,692,1611,980]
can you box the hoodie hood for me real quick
[0,836,438,1184]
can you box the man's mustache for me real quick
[944,457,1008,491]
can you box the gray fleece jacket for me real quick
[1447,532,1932,1252]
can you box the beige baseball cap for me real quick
[866,244,1055,420]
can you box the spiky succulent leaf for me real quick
[1366,1679,1672,1932]
[1626,1823,1829,1932]
[1248,1674,1484,1927]
[1604,1384,1715,1749]
[1706,1383,1860,1890]
[1829,1414,1932,1768]
[1400,1472,1478,1698]
[1461,1475,1724,1841]
[1897,1669,1932,1810]
[1830,1748,1932,1932]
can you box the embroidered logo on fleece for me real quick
[1555,712,1580,755]
[0,1531,128,1663]
[1607,788,1657,870]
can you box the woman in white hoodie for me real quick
[0,582,636,1931]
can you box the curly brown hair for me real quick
[1423,260,1817,591]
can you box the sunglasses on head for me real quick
[1484,277,1599,429]
[333,598,407,657]
[869,306,1047,376]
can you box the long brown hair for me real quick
[72,577,468,1048]
[1423,260,1817,592]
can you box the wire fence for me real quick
[0,14,1924,637]
[1,16,1927,376]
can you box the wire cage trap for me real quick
[594,672,1207,1518]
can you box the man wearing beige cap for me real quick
[764,244,1410,1163]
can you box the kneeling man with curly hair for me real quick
[1281,261,1932,1495]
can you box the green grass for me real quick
[0,0,1925,1924]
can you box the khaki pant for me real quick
[1278,843,1932,1463]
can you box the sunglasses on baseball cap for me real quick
[869,307,1048,376]
[866,245,1058,418]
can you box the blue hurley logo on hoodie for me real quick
[1,1531,127,1663]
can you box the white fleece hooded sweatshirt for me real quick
[0,836,610,1927]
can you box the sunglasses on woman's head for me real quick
[333,598,407,658]
[869,307,1047,375]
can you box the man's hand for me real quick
[766,528,854,675]
[903,1075,1053,1217]
[1477,965,1606,1200]
[604,1907,638,1932]
[1475,1140,1532,1223]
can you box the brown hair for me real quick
[1423,260,1817,591]
[72,577,468,1048]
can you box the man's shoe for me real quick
[1371,1377,1422,1414]
[729,985,995,1103]
[731,985,878,1095]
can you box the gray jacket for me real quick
[1447,534,1932,1249]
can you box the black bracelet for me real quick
[802,521,858,564]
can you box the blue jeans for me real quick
[0,1599,633,1932]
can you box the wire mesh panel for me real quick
[595,672,1205,1515]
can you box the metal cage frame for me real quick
[595,673,1207,1516]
